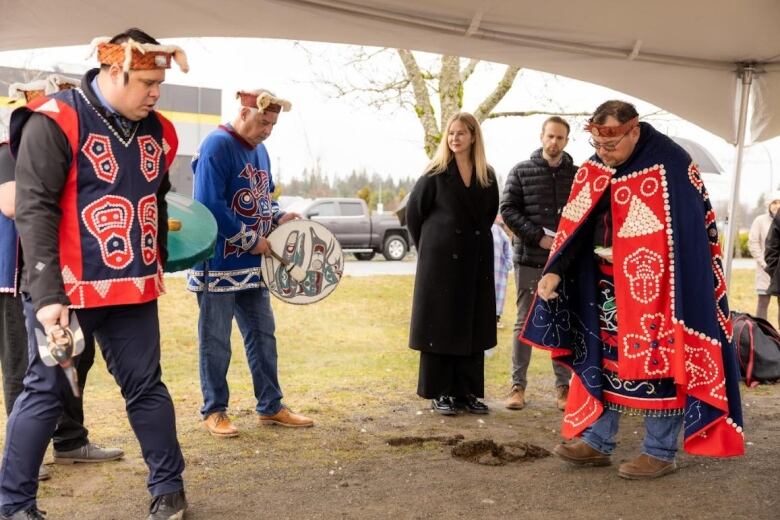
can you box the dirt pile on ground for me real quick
[450,438,550,466]
[386,434,464,447]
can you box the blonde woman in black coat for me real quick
[406,112,499,415]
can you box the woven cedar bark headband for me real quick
[88,37,189,74]
[584,116,639,137]
[8,74,81,103]
[236,90,292,114]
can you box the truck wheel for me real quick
[383,235,408,261]
[354,252,376,261]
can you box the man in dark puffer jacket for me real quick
[500,116,576,411]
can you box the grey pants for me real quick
[511,265,571,389]
[756,294,780,325]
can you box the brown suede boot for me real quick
[505,385,525,410]
[203,411,239,438]
[555,385,569,411]
[258,407,314,428]
[553,439,611,466]
[618,453,677,480]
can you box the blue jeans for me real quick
[580,409,684,462]
[197,287,283,417]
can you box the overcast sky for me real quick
[1,37,779,206]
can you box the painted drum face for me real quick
[262,220,344,305]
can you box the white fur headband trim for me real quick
[88,36,190,73]
[256,92,292,112]
[8,79,49,100]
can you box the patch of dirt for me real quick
[450,438,550,465]
[6,389,780,519]
[386,434,464,446]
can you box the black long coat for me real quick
[406,160,499,356]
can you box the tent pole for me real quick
[723,65,754,290]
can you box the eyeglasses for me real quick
[588,126,635,151]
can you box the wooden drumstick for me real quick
[268,246,307,283]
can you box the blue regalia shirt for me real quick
[187,124,283,292]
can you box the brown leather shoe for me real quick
[505,385,525,410]
[553,439,611,466]
[258,407,314,428]
[203,411,239,438]
[618,453,677,480]
[556,385,569,411]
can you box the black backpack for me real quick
[731,312,780,386]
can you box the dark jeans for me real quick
[512,265,571,388]
[0,293,89,451]
[0,300,184,516]
[197,288,283,417]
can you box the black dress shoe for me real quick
[431,396,457,415]
[455,395,489,414]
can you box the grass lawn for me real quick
[2,267,777,519]
[71,267,774,446]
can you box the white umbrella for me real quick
[670,136,724,175]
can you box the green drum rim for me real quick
[164,192,217,273]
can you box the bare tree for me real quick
[299,44,589,158]
[298,44,679,163]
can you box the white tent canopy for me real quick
[3,0,779,142]
[3,0,780,279]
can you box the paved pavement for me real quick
[343,256,417,276]
[170,255,757,278]
[731,258,756,270]
[343,256,757,276]
[167,255,419,278]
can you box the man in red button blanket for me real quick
[2,29,189,519]
[521,100,744,480]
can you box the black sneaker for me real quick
[431,396,457,415]
[454,395,489,414]
[148,489,187,520]
[1,506,46,519]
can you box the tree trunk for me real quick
[473,65,521,123]
[439,55,462,129]
[397,49,440,158]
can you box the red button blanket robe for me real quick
[521,123,744,457]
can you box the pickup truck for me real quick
[285,197,410,261]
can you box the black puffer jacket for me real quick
[499,148,576,267]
